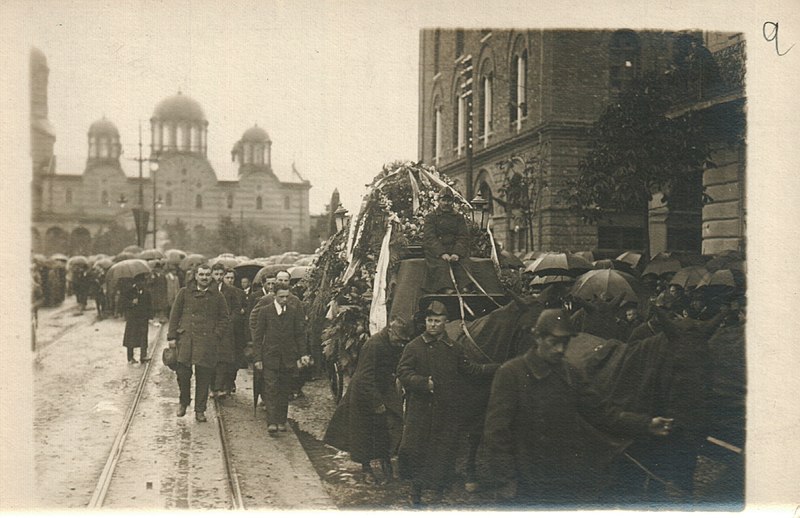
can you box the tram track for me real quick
[86,322,246,509]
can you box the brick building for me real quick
[30,48,312,256]
[417,29,745,257]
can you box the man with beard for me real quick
[483,309,674,507]
[422,186,472,294]
[167,264,229,422]
[397,301,498,506]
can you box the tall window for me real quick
[284,196,290,210]
[256,196,263,210]
[166,192,172,207]
[610,30,640,90]
[65,188,72,205]
[227,193,234,209]
[510,50,528,130]
[478,71,493,144]
[432,107,442,163]
[195,194,203,209]
[455,29,464,58]
[456,95,466,155]
[434,29,441,74]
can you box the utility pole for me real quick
[461,54,474,199]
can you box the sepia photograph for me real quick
[1,0,798,514]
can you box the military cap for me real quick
[425,300,449,317]
[534,309,576,337]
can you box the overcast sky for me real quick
[26,0,422,215]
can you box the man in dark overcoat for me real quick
[483,309,674,506]
[323,317,412,484]
[167,264,229,422]
[397,301,498,505]
[252,287,310,435]
[422,186,472,293]
[220,268,247,394]
[122,273,152,364]
[211,263,240,398]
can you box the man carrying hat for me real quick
[323,316,413,485]
[422,186,473,294]
[397,301,499,505]
[483,309,674,506]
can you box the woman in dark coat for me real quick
[122,273,152,363]
[323,318,411,484]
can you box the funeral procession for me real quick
[20,15,758,512]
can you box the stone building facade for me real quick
[417,29,745,257]
[30,49,311,256]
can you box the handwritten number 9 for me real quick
[763,21,795,56]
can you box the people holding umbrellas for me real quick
[121,272,153,364]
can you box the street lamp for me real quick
[470,195,490,228]
[118,194,128,208]
[127,122,159,248]
[334,204,349,233]
[150,159,160,248]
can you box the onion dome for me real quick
[152,91,206,121]
[241,124,271,143]
[88,116,120,137]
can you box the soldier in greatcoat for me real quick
[121,273,152,364]
[422,186,472,293]
[397,301,498,506]
[167,264,229,423]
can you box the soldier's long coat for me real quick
[167,286,229,369]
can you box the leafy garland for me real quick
[300,161,492,376]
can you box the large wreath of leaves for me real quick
[299,161,492,377]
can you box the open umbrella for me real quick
[66,255,89,269]
[288,265,311,280]
[669,266,710,289]
[529,275,573,286]
[122,245,143,255]
[234,261,267,282]
[139,248,166,260]
[616,251,644,269]
[499,250,525,268]
[571,269,639,304]
[50,253,69,263]
[697,269,736,288]
[114,251,137,263]
[293,255,316,266]
[180,253,207,271]
[253,264,295,285]
[210,256,240,269]
[93,258,113,270]
[642,257,682,277]
[706,250,745,272]
[33,253,48,265]
[105,259,151,296]
[525,253,594,277]
[218,252,236,259]
[165,249,187,265]
[573,251,595,263]
[235,255,251,263]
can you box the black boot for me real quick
[379,459,394,484]
[410,482,422,506]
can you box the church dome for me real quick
[152,92,206,121]
[241,124,270,143]
[88,117,120,137]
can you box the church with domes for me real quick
[31,49,312,255]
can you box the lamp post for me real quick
[470,195,489,228]
[151,158,161,248]
[334,204,349,233]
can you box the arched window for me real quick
[284,196,290,210]
[610,30,640,91]
[432,106,442,164]
[195,194,203,209]
[176,124,185,151]
[478,67,493,144]
[434,29,441,74]
[227,193,234,209]
[256,196,263,210]
[166,192,172,207]
[65,188,72,205]
[89,136,97,157]
[510,49,528,130]
[454,88,465,156]
[101,190,109,206]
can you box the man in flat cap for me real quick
[397,301,499,506]
[422,186,473,293]
[483,309,674,507]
